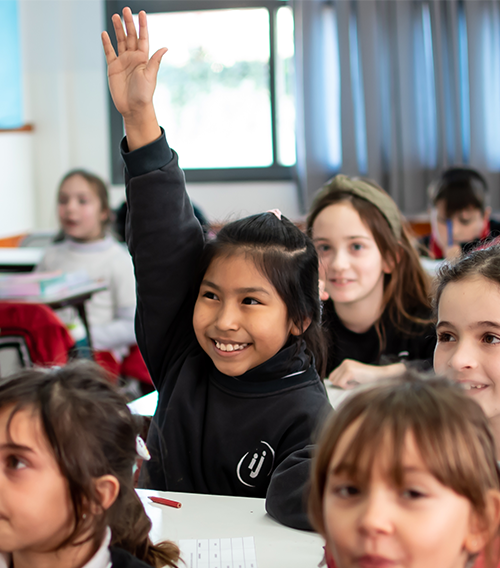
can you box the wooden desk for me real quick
[137,489,324,568]
[0,247,44,272]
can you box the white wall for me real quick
[7,0,300,236]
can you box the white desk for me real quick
[128,382,350,417]
[138,489,324,568]
[0,247,45,272]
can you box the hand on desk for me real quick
[328,359,406,389]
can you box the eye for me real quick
[202,291,219,301]
[350,242,364,252]
[458,218,473,226]
[6,455,27,471]
[437,331,455,343]
[332,484,360,498]
[483,334,500,345]
[316,244,331,254]
[242,297,260,305]
[78,198,88,205]
[401,488,426,500]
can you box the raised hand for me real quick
[101,8,167,150]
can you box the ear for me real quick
[382,252,397,275]
[484,206,492,222]
[464,490,500,555]
[93,474,120,513]
[290,317,311,336]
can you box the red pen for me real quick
[148,496,182,509]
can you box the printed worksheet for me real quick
[179,536,257,568]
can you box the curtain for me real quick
[293,0,500,215]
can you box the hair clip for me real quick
[267,208,282,220]
[136,435,151,461]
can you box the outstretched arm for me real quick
[101,8,166,150]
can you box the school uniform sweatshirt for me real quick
[122,131,331,498]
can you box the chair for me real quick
[0,302,75,377]
[0,336,31,378]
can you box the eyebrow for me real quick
[201,280,271,296]
[313,235,372,243]
[437,320,500,330]
[0,442,34,453]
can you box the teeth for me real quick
[462,383,487,390]
[215,340,248,352]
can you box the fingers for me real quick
[137,10,149,53]
[146,47,168,80]
[111,13,127,56]
[101,31,117,65]
[122,6,139,51]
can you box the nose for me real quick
[357,488,394,537]
[446,339,478,372]
[330,248,350,271]
[215,301,240,332]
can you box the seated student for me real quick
[101,9,331,498]
[309,373,500,568]
[37,169,137,366]
[434,241,500,456]
[307,175,435,389]
[0,361,179,568]
[421,167,500,260]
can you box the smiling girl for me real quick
[434,242,500,455]
[101,8,331,501]
[309,374,500,568]
[307,176,435,388]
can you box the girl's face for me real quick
[0,405,75,558]
[431,201,489,249]
[434,276,500,423]
[323,424,477,568]
[312,203,391,308]
[58,175,107,242]
[193,253,300,376]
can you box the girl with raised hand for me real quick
[101,8,330,501]
[309,373,500,568]
[307,176,435,389]
[0,361,178,568]
[434,241,500,456]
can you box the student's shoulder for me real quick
[110,547,154,568]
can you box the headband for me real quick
[312,174,402,239]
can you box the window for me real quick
[106,1,295,183]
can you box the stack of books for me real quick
[0,270,91,299]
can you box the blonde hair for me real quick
[309,372,500,567]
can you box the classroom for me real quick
[1,2,500,568]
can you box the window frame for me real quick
[105,0,295,184]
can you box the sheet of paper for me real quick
[179,536,257,568]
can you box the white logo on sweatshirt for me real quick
[236,441,275,488]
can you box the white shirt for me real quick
[0,527,112,568]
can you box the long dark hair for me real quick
[0,361,179,568]
[198,212,327,376]
[307,184,432,351]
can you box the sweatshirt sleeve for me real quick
[121,130,205,389]
[265,445,315,531]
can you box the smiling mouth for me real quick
[461,383,488,391]
[213,340,249,352]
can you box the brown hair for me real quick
[58,169,112,232]
[0,361,179,568]
[307,178,432,351]
[309,372,500,567]
[433,240,500,314]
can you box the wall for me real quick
[7,0,300,237]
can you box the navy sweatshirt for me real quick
[121,132,331,498]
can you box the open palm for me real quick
[102,8,167,118]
